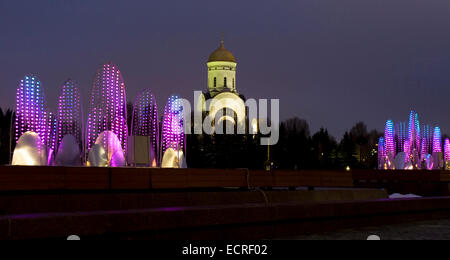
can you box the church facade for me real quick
[197,41,248,134]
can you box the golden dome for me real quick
[208,41,236,63]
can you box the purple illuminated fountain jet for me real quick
[433,127,442,153]
[14,75,56,149]
[445,138,450,170]
[86,63,128,159]
[378,137,386,170]
[160,95,186,168]
[131,89,159,162]
[13,75,58,165]
[420,125,432,160]
[14,75,46,144]
[56,80,83,152]
[385,120,396,159]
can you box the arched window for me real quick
[233,78,235,89]
[214,77,217,88]
[224,77,227,87]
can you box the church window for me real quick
[214,77,217,88]
[224,77,227,87]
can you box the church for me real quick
[197,40,249,134]
[187,40,266,169]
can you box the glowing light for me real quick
[379,110,447,170]
[445,138,450,170]
[57,80,82,155]
[424,156,433,171]
[161,95,185,167]
[131,89,159,162]
[407,111,420,151]
[378,137,386,170]
[208,92,246,133]
[433,127,442,153]
[385,120,395,158]
[87,144,107,167]
[415,113,421,152]
[12,132,47,166]
[14,75,57,158]
[403,110,420,165]
[43,111,58,156]
[14,75,46,145]
[251,118,259,134]
[86,63,128,160]
[395,122,406,153]
[161,148,185,168]
[95,131,126,167]
[421,125,432,159]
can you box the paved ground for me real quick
[286,219,450,240]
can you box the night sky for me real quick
[1,0,449,138]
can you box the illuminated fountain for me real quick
[55,80,83,166]
[14,76,46,145]
[404,111,421,169]
[12,132,48,166]
[420,125,433,162]
[395,122,407,155]
[160,95,186,168]
[55,135,81,166]
[379,110,447,170]
[445,138,450,170]
[85,63,128,166]
[432,127,444,169]
[384,120,395,169]
[13,75,56,165]
[378,137,386,169]
[129,89,159,167]
[87,131,126,167]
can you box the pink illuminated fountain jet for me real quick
[160,95,186,168]
[56,80,83,152]
[130,89,159,166]
[85,62,128,163]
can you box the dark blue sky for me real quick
[1,0,449,138]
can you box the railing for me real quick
[0,167,354,191]
[0,166,448,195]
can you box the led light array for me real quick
[131,89,159,157]
[57,80,82,152]
[43,111,57,153]
[86,63,128,156]
[407,110,421,154]
[385,120,395,158]
[395,122,406,153]
[420,125,432,159]
[378,137,386,170]
[14,75,46,144]
[380,110,446,170]
[445,138,450,168]
[161,95,185,156]
[433,127,442,153]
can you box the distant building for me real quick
[207,40,238,96]
[197,41,247,133]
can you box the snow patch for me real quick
[389,193,422,199]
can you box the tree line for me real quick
[0,108,14,165]
[187,117,382,170]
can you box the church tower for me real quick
[207,40,237,97]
